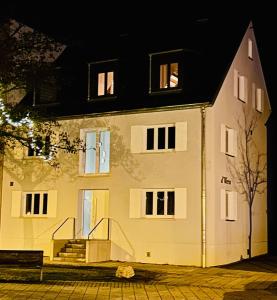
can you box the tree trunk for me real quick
[248,204,253,258]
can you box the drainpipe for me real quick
[201,106,206,268]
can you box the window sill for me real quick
[88,95,117,102]
[23,156,44,160]
[143,149,175,153]
[22,215,49,218]
[144,215,174,219]
[78,173,110,177]
[149,88,182,96]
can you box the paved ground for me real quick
[0,255,276,299]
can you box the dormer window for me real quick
[88,59,117,100]
[149,50,183,94]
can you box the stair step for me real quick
[68,239,86,244]
[62,248,86,254]
[53,257,86,263]
[59,252,85,258]
[66,243,86,249]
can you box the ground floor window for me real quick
[24,192,48,216]
[145,190,175,217]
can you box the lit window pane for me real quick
[167,192,175,215]
[26,194,32,215]
[147,128,154,150]
[85,132,96,173]
[98,73,105,96]
[168,126,175,149]
[107,72,114,95]
[34,194,40,214]
[157,191,164,215]
[158,127,165,149]
[99,131,110,173]
[160,64,168,88]
[146,192,153,215]
[170,63,178,87]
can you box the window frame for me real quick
[26,136,51,158]
[256,88,263,113]
[149,49,183,94]
[221,124,237,157]
[22,191,49,217]
[80,128,110,175]
[88,59,118,101]
[248,38,253,60]
[145,124,175,152]
[143,189,175,218]
[221,189,238,221]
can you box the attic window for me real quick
[149,50,183,94]
[248,39,253,59]
[88,59,117,100]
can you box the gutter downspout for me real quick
[201,106,207,268]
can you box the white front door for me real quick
[81,190,109,239]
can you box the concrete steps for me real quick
[54,239,86,263]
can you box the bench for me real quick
[0,250,43,282]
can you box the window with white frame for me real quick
[129,188,187,219]
[146,125,175,151]
[131,122,187,153]
[248,38,253,59]
[256,88,263,112]
[24,192,48,216]
[11,190,57,218]
[27,136,50,157]
[221,124,237,157]
[97,71,114,96]
[220,189,238,221]
[82,129,110,174]
[234,69,248,102]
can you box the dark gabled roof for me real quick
[21,17,251,118]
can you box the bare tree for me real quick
[228,109,267,258]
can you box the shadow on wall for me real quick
[3,117,144,189]
[223,281,277,299]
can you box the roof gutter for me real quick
[201,105,207,268]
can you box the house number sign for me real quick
[221,176,231,184]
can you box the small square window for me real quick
[88,60,117,100]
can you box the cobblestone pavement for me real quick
[0,256,276,299]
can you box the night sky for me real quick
[1,3,276,252]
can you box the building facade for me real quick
[0,20,270,267]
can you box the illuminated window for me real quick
[256,88,263,112]
[27,136,50,157]
[248,38,253,59]
[82,129,110,174]
[159,63,179,89]
[149,50,183,93]
[145,190,175,217]
[146,125,175,151]
[221,125,237,157]
[220,190,237,221]
[24,192,48,216]
[88,60,117,100]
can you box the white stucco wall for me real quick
[205,22,270,266]
[0,107,203,266]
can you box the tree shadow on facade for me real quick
[223,281,277,299]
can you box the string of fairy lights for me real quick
[0,98,53,160]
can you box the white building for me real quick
[0,20,271,267]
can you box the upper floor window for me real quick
[234,69,248,103]
[149,50,183,93]
[221,124,237,157]
[220,189,238,221]
[131,122,187,153]
[248,38,253,59]
[27,136,50,157]
[88,59,117,100]
[256,88,264,113]
[81,129,110,174]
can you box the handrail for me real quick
[88,217,110,240]
[52,217,76,240]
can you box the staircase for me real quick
[53,239,86,263]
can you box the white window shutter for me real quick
[256,88,264,112]
[248,39,253,59]
[230,191,238,220]
[47,190,58,218]
[234,69,239,98]
[244,77,248,103]
[220,189,226,220]
[130,126,144,153]
[175,122,187,151]
[220,124,226,153]
[232,129,237,157]
[175,188,187,219]
[238,75,245,101]
[11,191,22,217]
[129,189,142,218]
